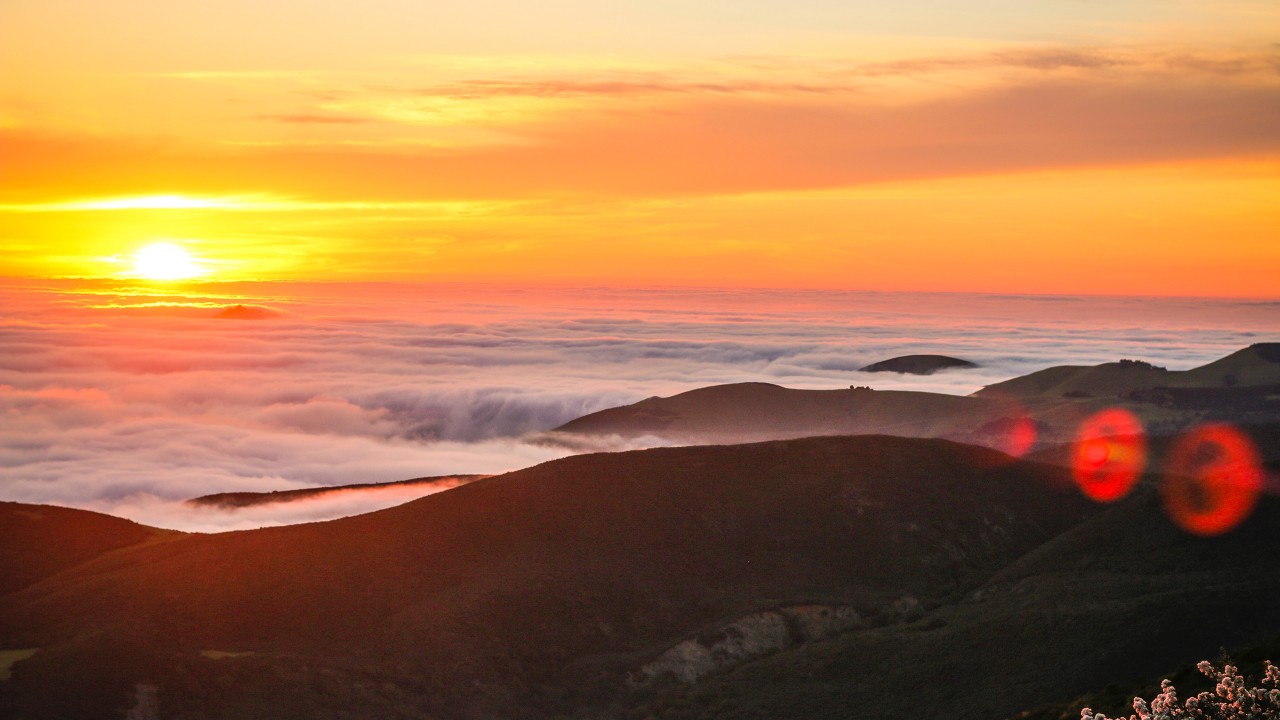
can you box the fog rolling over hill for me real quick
[185,475,486,508]
[3,430,1277,719]
[6,281,1274,530]
[1,436,1101,719]
[2,348,1278,719]
[549,344,1280,452]
[977,343,1280,400]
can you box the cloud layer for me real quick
[6,46,1279,202]
[2,279,1275,530]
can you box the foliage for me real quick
[1117,359,1168,371]
[1082,661,1280,720]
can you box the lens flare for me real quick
[1162,424,1263,536]
[1004,415,1038,458]
[973,391,1044,462]
[1071,407,1147,502]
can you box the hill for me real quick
[548,345,1280,451]
[613,421,1280,720]
[212,304,279,320]
[551,381,1038,446]
[0,435,1093,719]
[859,354,978,374]
[633,481,1280,720]
[978,342,1280,400]
[0,502,177,597]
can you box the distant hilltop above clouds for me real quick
[550,344,1280,451]
[858,354,979,375]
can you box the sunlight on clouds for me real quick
[332,94,600,129]
[0,193,517,215]
[2,277,1275,531]
[1,158,1277,294]
[1,0,1277,294]
[0,194,248,212]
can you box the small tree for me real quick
[1082,661,1280,720]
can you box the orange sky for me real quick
[1,0,1278,295]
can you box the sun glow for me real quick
[131,242,205,280]
[1,195,247,212]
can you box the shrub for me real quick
[1082,661,1280,720]
[1117,359,1167,371]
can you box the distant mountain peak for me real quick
[213,304,279,320]
[859,354,978,375]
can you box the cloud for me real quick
[402,48,1280,100]
[852,47,1280,78]
[258,114,370,125]
[4,47,1277,201]
[2,280,1275,531]
[410,79,845,100]
[56,467,479,533]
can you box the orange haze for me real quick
[1,0,1278,296]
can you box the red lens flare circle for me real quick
[1071,408,1148,502]
[1003,415,1038,458]
[1162,424,1263,537]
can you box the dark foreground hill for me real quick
[3,431,1277,720]
[0,502,176,596]
[0,435,1096,720]
[636,481,1280,720]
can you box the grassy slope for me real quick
[551,345,1280,455]
[0,435,1092,720]
[553,382,1022,442]
[978,343,1280,400]
[634,486,1280,720]
[0,502,177,597]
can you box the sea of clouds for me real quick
[2,278,1276,531]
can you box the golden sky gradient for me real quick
[2,0,1278,295]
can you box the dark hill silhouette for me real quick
[552,381,1026,444]
[0,436,1093,720]
[0,502,177,596]
[977,342,1280,400]
[859,354,978,374]
[634,481,1280,720]
[186,474,486,509]
[548,345,1280,450]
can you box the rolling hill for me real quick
[0,435,1094,720]
[977,343,1280,400]
[4,347,1278,719]
[551,381,1039,446]
[547,344,1280,451]
[0,502,177,597]
[635,483,1280,720]
[859,354,978,374]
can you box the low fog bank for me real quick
[2,279,1275,530]
[111,478,488,533]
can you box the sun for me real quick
[131,242,205,280]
